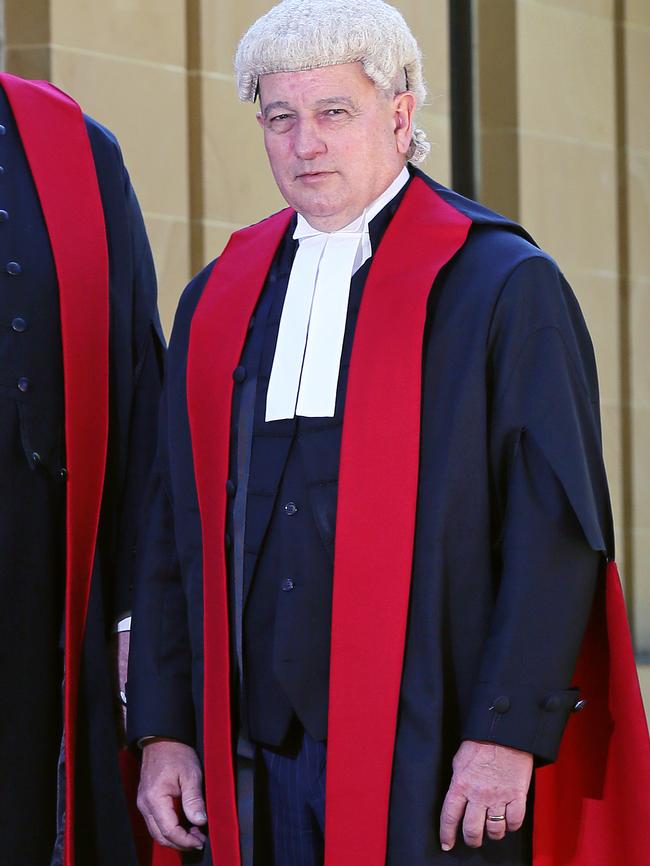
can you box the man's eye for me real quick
[270,114,291,122]
[324,109,346,117]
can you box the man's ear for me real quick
[393,91,416,155]
[256,111,264,129]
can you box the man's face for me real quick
[257,62,414,231]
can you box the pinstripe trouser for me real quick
[258,730,327,866]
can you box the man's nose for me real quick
[292,119,326,159]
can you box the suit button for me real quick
[224,533,232,550]
[283,501,298,516]
[11,317,27,332]
[58,467,68,481]
[281,578,295,592]
[0,209,8,222]
[31,451,42,466]
[0,166,4,174]
[7,261,22,275]
[572,699,587,713]
[17,376,30,392]
[543,695,562,712]
[491,696,510,714]
[226,479,236,497]
[232,365,246,383]
[0,125,5,135]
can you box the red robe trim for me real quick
[325,181,471,865]
[0,74,109,866]
[188,208,295,866]
[187,177,649,866]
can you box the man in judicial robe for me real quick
[0,75,164,865]
[127,1,650,865]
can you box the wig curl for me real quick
[235,0,430,163]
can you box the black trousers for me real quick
[256,728,327,866]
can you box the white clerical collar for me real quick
[265,166,410,422]
[292,165,410,272]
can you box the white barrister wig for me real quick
[235,0,431,163]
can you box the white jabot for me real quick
[265,166,410,421]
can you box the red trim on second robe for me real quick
[0,74,109,866]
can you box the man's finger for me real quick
[506,797,527,833]
[462,802,486,848]
[141,812,170,849]
[158,823,203,851]
[439,789,467,851]
[145,810,198,853]
[181,784,208,826]
[152,794,204,850]
[485,805,507,841]
[189,826,208,845]
[160,821,203,851]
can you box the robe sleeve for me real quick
[126,383,196,746]
[111,178,166,622]
[461,254,614,763]
[125,267,213,747]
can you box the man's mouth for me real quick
[296,171,335,181]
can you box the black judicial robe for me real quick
[0,76,164,865]
[128,168,649,866]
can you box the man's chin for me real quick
[289,189,347,216]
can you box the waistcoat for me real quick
[227,192,406,747]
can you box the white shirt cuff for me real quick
[114,615,132,633]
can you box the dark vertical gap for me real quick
[186,0,205,274]
[614,0,635,644]
[449,0,476,199]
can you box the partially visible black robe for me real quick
[0,85,164,865]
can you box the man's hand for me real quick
[138,739,207,851]
[439,740,533,852]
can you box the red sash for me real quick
[0,74,109,866]
[187,177,649,865]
